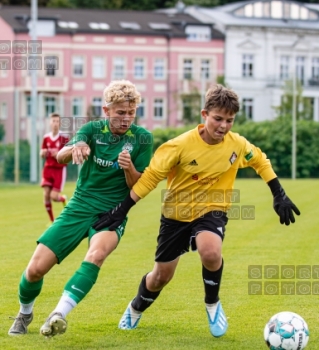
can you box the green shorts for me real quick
[37,196,128,263]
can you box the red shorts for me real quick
[41,166,67,192]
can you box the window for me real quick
[136,98,145,119]
[201,59,210,79]
[242,98,254,120]
[45,97,56,116]
[89,22,110,30]
[185,25,211,42]
[72,97,83,117]
[154,98,164,119]
[0,102,7,120]
[134,58,145,79]
[45,56,58,76]
[154,58,165,79]
[183,59,193,80]
[26,96,32,117]
[296,56,305,84]
[92,57,105,79]
[92,97,102,117]
[242,54,254,77]
[149,23,171,30]
[119,22,140,30]
[73,56,84,77]
[113,57,125,79]
[311,58,319,79]
[280,56,290,80]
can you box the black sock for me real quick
[202,259,224,304]
[131,274,161,312]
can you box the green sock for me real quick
[64,261,100,303]
[19,271,43,304]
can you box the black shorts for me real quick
[155,211,228,263]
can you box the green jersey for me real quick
[66,119,153,210]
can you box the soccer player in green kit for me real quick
[8,80,153,337]
[93,84,300,338]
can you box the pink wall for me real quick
[0,24,224,143]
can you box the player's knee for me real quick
[200,247,221,266]
[85,249,107,267]
[26,264,46,282]
[151,271,173,288]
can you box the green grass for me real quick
[1,179,318,349]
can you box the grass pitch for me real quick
[0,179,318,350]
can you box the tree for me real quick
[274,79,313,121]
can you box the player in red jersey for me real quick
[40,113,69,222]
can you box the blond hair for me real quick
[205,84,239,115]
[103,80,141,106]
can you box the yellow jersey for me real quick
[133,125,277,221]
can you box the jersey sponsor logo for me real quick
[188,159,198,166]
[122,142,133,153]
[93,155,120,168]
[96,139,110,145]
[229,152,237,164]
[245,150,254,161]
[192,174,198,180]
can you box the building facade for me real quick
[161,0,319,122]
[0,6,224,143]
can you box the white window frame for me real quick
[280,55,290,80]
[296,56,305,84]
[183,59,193,80]
[242,98,254,120]
[45,96,56,116]
[72,56,84,77]
[201,59,210,80]
[134,58,145,79]
[242,54,254,77]
[113,57,125,79]
[154,98,164,119]
[136,98,145,119]
[92,97,102,117]
[0,102,8,120]
[92,56,105,79]
[72,97,83,117]
[311,58,319,79]
[154,58,165,79]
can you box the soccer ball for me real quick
[264,311,309,350]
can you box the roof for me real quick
[157,1,319,33]
[0,5,223,38]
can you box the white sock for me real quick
[19,300,35,315]
[53,293,77,318]
[206,301,219,320]
[129,302,142,320]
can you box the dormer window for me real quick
[119,22,140,30]
[234,1,318,20]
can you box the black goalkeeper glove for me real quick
[268,178,300,225]
[93,195,136,231]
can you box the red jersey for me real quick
[41,132,69,168]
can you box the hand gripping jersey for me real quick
[66,120,153,210]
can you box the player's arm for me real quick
[57,123,93,164]
[57,142,90,165]
[40,137,48,158]
[238,139,300,225]
[93,140,179,231]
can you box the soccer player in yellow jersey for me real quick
[93,84,300,338]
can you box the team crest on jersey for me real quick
[229,152,237,164]
[122,142,133,153]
